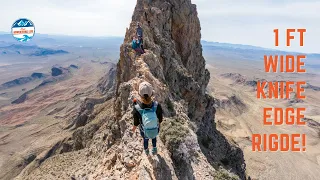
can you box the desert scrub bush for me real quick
[160,118,189,152]
[214,168,239,180]
[160,117,195,177]
[176,135,200,162]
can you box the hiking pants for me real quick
[138,38,144,52]
[140,128,159,150]
[134,48,144,54]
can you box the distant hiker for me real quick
[136,22,145,53]
[132,36,144,55]
[136,22,143,38]
[132,81,163,155]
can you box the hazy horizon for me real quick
[0,0,319,54]
[1,32,320,55]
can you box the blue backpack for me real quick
[135,101,159,139]
[132,40,137,49]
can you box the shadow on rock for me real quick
[151,154,173,180]
[170,153,195,180]
[197,107,247,180]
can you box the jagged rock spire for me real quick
[115,0,210,120]
[114,0,246,179]
[11,1,246,180]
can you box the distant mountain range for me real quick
[0,33,123,50]
[0,44,68,56]
[0,72,46,90]
[201,40,320,64]
[0,33,319,62]
[201,40,271,51]
[0,32,318,51]
[201,40,320,54]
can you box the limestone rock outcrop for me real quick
[14,0,246,179]
[114,0,246,179]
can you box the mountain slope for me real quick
[113,0,246,179]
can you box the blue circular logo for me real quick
[11,18,35,42]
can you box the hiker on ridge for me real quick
[132,36,144,55]
[136,22,145,53]
[132,81,163,155]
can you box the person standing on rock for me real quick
[136,22,145,53]
[132,36,144,55]
[132,81,163,155]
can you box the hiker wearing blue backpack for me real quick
[132,81,163,155]
[132,36,144,55]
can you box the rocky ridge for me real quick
[0,73,46,91]
[10,65,78,105]
[13,0,246,179]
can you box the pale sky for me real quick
[0,0,319,53]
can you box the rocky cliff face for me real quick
[14,0,246,179]
[114,0,246,179]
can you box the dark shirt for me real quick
[132,101,163,128]
[136,26,143,37]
